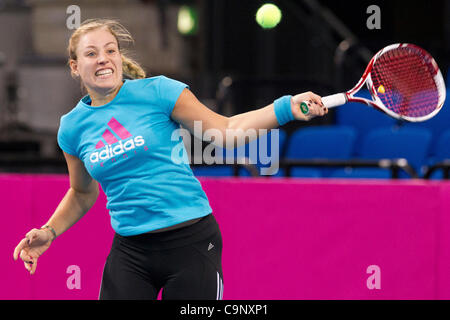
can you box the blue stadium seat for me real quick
[226,129,287,177]
[358,126,432,178]
[207,129,287,177]
[334,89,396,148]
[399,88,450,152]
[429,128,450,161]
[425,128,450,179]
[285,125,357,159]
[284,125,357,177]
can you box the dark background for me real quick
[0,0,448,170]
[191,0,449,132]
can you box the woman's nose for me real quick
[97,52,108,64]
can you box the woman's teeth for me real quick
[96,69,113,76]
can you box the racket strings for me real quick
[371,46,440,118]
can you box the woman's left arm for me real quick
[171,88,327,147]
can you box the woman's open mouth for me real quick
[95,68,114,79]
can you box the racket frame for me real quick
[322,43,446,122]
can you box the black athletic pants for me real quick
[99,214,223,300]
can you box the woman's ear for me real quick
[69,59,79,77]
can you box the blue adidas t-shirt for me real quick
[57,76,212,236]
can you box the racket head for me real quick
[347,43,446,122]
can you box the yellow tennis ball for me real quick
[256,4,282,29]
[377,85,385,94]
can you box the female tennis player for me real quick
[13,19,327,300]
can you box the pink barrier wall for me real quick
[2,174,450,299]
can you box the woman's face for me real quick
[70,27,123,97]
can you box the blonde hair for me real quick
[67,18,146,80]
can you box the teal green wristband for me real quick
[274,95,294,126]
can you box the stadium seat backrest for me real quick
[432,128,450,161]
[285,125,357,159]
[335,89,396,144]
[359,127,432,170]
[220,128,287,165]
[399,88,450,145]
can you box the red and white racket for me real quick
[300,43,446,122]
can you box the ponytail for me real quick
[122,54,146,79]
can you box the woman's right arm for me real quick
[13,152,99,274]
[42,151,99,237]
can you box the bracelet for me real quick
[41,224,57,240]
[273,95,294,126]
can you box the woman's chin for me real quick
[89,81,121,96]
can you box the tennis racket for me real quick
[300,43,446,122]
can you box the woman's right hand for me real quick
[291,91,327,121]
[13,228,54,275]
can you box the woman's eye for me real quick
[86,52,95,57]
[107,49,116,54]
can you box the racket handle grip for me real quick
[299,93,347,115]
[322,93,347,108]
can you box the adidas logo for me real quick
[208,242,214,251]
[89,117,146,163]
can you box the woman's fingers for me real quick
[19,250,32,263]
[26,256,37,275]
[311,102,324,117]
[296,91,323,106]
[291,91,328,121]
[14,229,39,261]
[307,92,327,115]
[23,260,33,272]
[14,229,43,274]
[308,92,324,107]
[23,260,37,274]
[302,100,328,118]
[25,229,39,245]
[13,238,29,261]
[30,259,38,274]
[20,250,37,274]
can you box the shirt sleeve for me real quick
[57,116,78,156]
[158,76,189,117]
